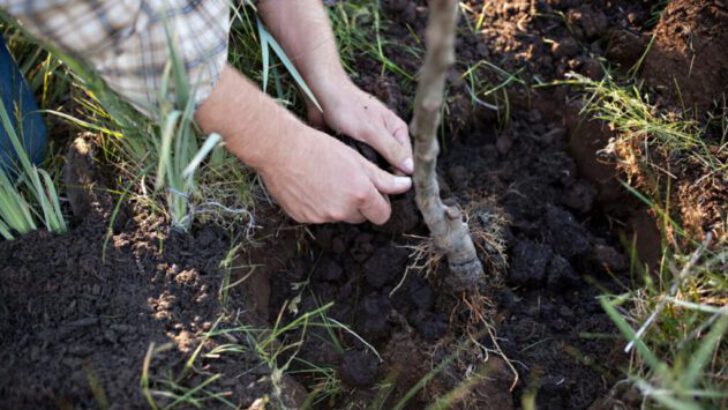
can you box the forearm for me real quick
[257,0,349,97]
[195,64,305,171]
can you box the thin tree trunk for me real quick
[411,0,484,290]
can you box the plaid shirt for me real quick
[0,0,230,116]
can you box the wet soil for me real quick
[0,1,707,409]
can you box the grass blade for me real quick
[155,110,182,191]
[182,133,222,180]
[256,20,323,112]
[680,315,728,389]
[257,18,271,93]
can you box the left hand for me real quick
[307,77,414,175]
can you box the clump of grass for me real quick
[600,235,727,409]
[140,301,364,409]
[567,72,726,174]
[0,95,65,239]
[462,59,528,127]
[568,71,726,243]
[328,0,419,83]
[568,70,727,408]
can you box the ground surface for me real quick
[1,0,723,409]
[0,201,271,407]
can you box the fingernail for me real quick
[394,176,412,189]
[401,158,414,174]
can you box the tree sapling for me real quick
[410,0,484,290]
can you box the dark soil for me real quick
[267,107,629,409]
[0,1,699,409]
[261,2,663,408]
[0,201,273,408]
[643,0,728,114]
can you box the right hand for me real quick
[257,126,412,225]
[195,66,410,225]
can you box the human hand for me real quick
[307,77,414,175]
[258,122,412,225]
[197,66,411,226]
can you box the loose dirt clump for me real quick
[643,0,728,113]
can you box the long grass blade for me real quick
[256,20,323,112]
[680,316,728,389]
[155,110,182,191]
[0,218,14,240]
[257,18,271,93]
[182,133,222,180]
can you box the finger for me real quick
[392,123,413,172]
[343,211,367,225]
[359,124,413,174]
[307,104,326,130]
[386,113,411,145]
[385,113,414,174]
[359,186,392,225]
[360,157,412,195]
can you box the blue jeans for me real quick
[0,33,47,170]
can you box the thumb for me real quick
[360,157,412,195]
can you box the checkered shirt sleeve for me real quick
[0,0,231,116]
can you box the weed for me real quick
[568,69,727,408]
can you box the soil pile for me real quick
[0,206,269,407]
[643,0,728,113]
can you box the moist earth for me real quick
[0,0,686,409]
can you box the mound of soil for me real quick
[643,0,728,113]
[0,207,271,407]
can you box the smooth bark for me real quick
[411,0,484,289]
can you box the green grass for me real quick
[329,1,419,83]
[566,72,726,174]
[569,70,728,408]
[0,20,70,240]
[0,83,66,239]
